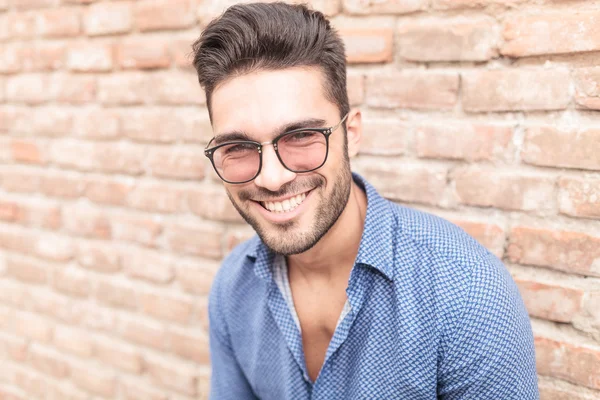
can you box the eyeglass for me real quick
[204,113,349,184]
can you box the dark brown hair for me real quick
[192,2,349,121]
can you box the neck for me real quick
[286,180,367,282]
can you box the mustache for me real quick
[238,176,324,202]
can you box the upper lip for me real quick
[253,189,311,203]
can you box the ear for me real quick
[345,108,362,158]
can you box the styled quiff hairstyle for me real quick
[192,2,349,121]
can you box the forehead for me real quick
[210,66,339,139]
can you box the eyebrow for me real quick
[211,118,328,146]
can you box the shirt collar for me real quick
[247,172,396,282]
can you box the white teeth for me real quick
[262,191,309,213]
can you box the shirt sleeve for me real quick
[437,256,540,400]
[208,273,258,400]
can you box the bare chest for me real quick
[290,282,348,382]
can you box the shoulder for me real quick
[209,235,261,304]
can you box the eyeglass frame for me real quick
[204,113,349,184]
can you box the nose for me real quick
[253,144,296,192]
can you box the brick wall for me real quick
[0,0,599,399]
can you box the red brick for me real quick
[67,42,113,72]
[168,328,210,364]
[508,227,600,277]
[343,0,426,14]
[10,0,57,8]
[120,316,167,350]
[303,0,341,16]
[347,72,364,106]
[29,107,73,136]
[121,380,168,400]
[122,249,174,284]
[147,71,206,105]
[170,37,195,68]
[84,1,132,36]
[0,388,25,400]
[462,69,571,112]
[340,27,394,64]
[452,220,505,259]
[539,382,600,400]
[11,139,45,164]
[126,184,184,213]
[145,356,198,396]
[29,289,82,324]
[11,311,53,342]
[93,337,143,373]
[96,280,138,310]
[77,241,121,273]
[0,334,28,362]
[0,45,23,73]
[432,0,525,9]
[398,17,498,62]
[502,12,600,58]
[85,178,133,206]
[559,177,600,220]
[11,199,61,229]
[183,110,213,144]
[12,369,46,399]
[72,109,119,139]
[148,147,205,180]
[5,255,48,284]
[93,142,146,175]
[581,291,600,340]
[117,39,170,69]
[135,0,196,32]
[53,325,93,357]
[50,141,145,175]
[417,123,512,161]
[62,203,111,239]
[166,223,224,259]
[35,7,80,37]
[0,201,18,222]
[53,267,91,298]
[5,74,51,104]
[367,71,459,110]
[574,67,600,110]
[176,259,219,295]
[5,12,37,39]
[79,303,117,332]
[523,127,600,171]
[139,291,193,323]
[35,234,74,262]
[21,43,66,71]
[29,344,70,378]
[188,186,244,223]
[121,108,190,142]
[535,336,600,390]
[0,280,27,308]
[71,366,116,397]
[98,72,149,105]
[39,172,85,198]
[453,167,555,212]
[51,74,96,104]
[0,227,35,254]
[110,213,162,247]
[357,160,447,206]
[516,279,584,323]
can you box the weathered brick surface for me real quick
[0,0,597,398]
[462,69,571,112]
[397,17,499,62]
[502,12,600,57]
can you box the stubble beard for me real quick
[226,164,352,256]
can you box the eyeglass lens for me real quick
[213,130,327,183]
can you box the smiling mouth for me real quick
[259,190,310,213]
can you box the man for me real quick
[192,3,539,399]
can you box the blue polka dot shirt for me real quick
[208,173,539,399]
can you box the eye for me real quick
[223,142,256,155]
[284,130,321,142]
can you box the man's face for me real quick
[210,67,352,255]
